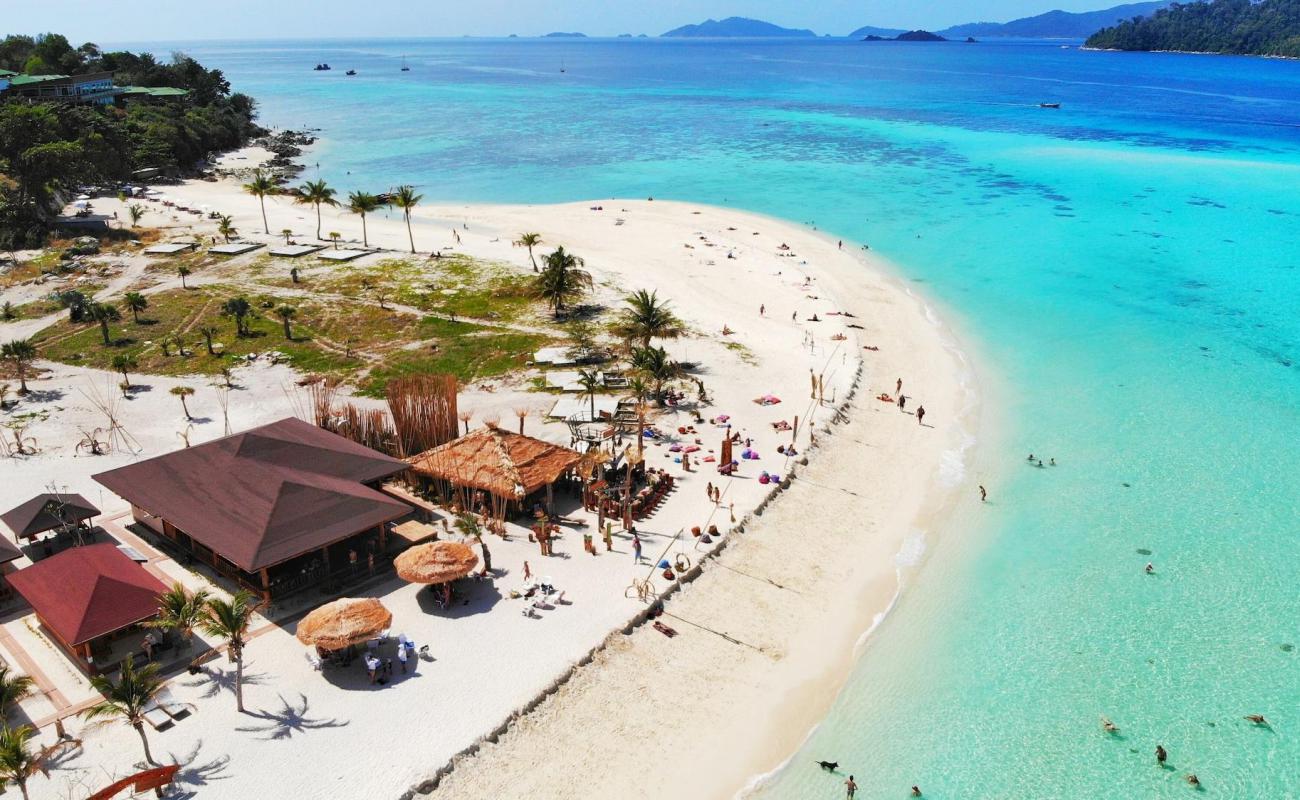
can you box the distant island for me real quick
[543,32,586,38]
[940,0,1172,39]
[864,30,949,42]
[662,17,817,38]
[1086,0,1300,56]
[848,25,908,38]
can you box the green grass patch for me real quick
[359,316,550,397]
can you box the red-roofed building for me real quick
[7,543,167,674]
[93,418,412,601]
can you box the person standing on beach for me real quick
[896,378,902,395]
[917,405,926,425]
[523,561,532,582]
[898,394,906,411]
[844,775,857,798]
[760,304,765,316]
[979,485,987,502]
[632,534,643,563]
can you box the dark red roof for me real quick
[93,418,409,572]
[8,543,167,646]
[2,493,100,539]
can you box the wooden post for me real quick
[377,523,387,552]
[545,483,554,515]
[259,568,271,604]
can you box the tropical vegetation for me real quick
[1086,0,1300,56]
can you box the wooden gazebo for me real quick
[406,426,582,519]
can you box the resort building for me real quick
[2,492,100,543]
[406,425,583,518]
[7,543,167,674]
[116,85,190,103]
[3,71,121,104]
[93,417,412,602]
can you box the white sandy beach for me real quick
[0,148,975,799]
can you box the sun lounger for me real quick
[141,700,174,731]
[306,651,323,671]
[155,687,192,721]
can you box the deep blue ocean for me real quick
[125,37,1300,797]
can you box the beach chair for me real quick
[306,650,323,671]
[155,687,193,721]
[141,699,174,731]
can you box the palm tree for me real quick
[169,385,195,419]
[294,179,337,241]
[216,214,237,243]
[328,231,341,249]
[533,246,593,318]
[243,169,276,234]
[346,191,381,247]
[281,228,294,245]
[126,203,145,228]
[86,303,121,346]
[83,657,165,766]
[613,289,684,349]
[0,724,42,800]
[177,265,191,289]
[274,306,296,339]
[110,354,138,387]
[222,297,252,336]
[199,590,259,713]
[0,666,34,715]
[576,368,601,419]
[630,345,681,405]
[122,292,148,323]
[626,375,649,455]
[147,582,209,646]
[390,185,422,254]
[514,232,542,272]
[198,325,219,355]
[0,340,36,395]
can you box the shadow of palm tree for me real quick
[183,663,267,700]
[164,740,232,798]
[234,693,348,740]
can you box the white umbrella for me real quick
[76,194,91,201]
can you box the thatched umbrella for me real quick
[395,541,479,585]
[295,597,392,651]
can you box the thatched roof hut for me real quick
[406,426,582,501]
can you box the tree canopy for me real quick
[1086,0,1300,56]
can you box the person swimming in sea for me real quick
[1156,744,1168,766]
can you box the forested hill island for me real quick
[0,34,262,248]
[1085,0,1300,56]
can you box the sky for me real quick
[3,0,1133,42]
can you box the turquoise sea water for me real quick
[132,38,1300,797]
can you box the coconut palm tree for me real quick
[281,228,293,245]
[576,368,601,419]
[0,340,36,395]
[630,345,681,405]
[626,375,650,455]
[216,214,237,243]
[122,292,148,324]
[169,385,195,420]
[243,169,275,234]
[0,666,34,715]
[533,246,592,318]
[274,306,296,339]
[86,303,121,346]
[222,297,252,336]
[177,265,191,289]
[612,289,684,349]
[198,325,219,356]
[110,354,138,387]
[514,232,542,272]
[147,582,210,646]
[294,179,337,241]
[0,724,42,800]
[390,185,422,254]
[328,231,341,249]
[346,191,381,247]
[199,590,259,713]
[83,657,165,766]
[126,204,145,228]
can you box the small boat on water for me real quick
[313,63,331,71]
[1039,102,1061,109]
[346,69,357,76]
[401,56,410,72]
